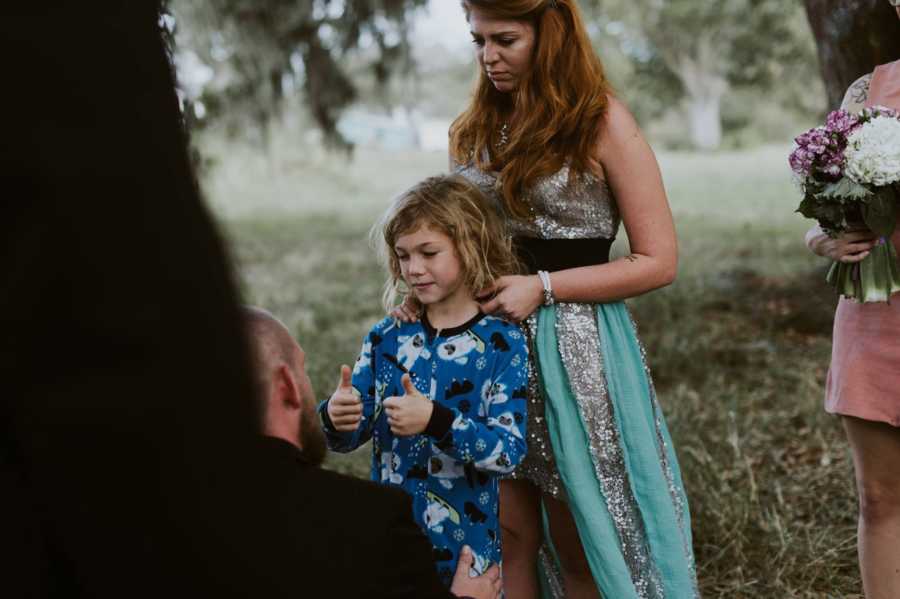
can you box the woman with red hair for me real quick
[450,1,698,596]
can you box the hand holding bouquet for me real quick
[790,106,900,302]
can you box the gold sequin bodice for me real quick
[455,162,620,240]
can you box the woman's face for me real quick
[468,6,536,94]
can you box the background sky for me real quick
[412,0,470,53]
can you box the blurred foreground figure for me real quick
[1,2,305,597]
[243,307,501,599]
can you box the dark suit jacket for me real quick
[258,436,459,599]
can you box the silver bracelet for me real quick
[537,270,555,306]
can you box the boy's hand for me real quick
[326,365,362,432]
[449,546,501,599]
[383,374,433,437]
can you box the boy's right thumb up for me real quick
[338,364,352,390]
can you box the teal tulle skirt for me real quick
[529,302,698,598]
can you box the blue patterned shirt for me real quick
[320,312,528,585]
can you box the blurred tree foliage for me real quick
[166,0,899,152]
[170,0,427,149]
[582,0,818,150]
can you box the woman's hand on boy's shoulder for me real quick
[390,294,421,323]
[477,275,543,323]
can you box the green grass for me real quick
[204,138,861,598]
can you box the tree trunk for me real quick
[673,37,728,150]
[803,0,900,109]
[684,91,724,151]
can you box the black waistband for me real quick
[515,237,613,273]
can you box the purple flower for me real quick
[798,111,871,182]
[789,122,848,180]
[826,110,860,135]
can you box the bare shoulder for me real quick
[841,73,872,111]
[595,94,650,170]
[598,94,641,144]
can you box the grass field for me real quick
[202,138,860,598]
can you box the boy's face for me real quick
[394,224,469,310]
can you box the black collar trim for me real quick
[421,311,484,340]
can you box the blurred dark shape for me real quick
[803,0,900,108]
[1,2,309,597]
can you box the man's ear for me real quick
[274,363,302,410]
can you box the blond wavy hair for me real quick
[450,0,613,220]
[374,174,522,311]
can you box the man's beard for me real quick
[298,408,327,467]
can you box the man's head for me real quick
[244,306,326,466]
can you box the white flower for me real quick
[844,116,900,186]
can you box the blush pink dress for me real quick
[825,59,900,427]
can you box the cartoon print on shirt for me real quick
[429,452,466,480]
[487,410,523,440]
[446,379,475,400]
[436,330,485,365]
[381,449,405,485]
[473,439,514,473]
[478,378,509,418]
[424,491,460,533]
[489,331,510,352]
[396,332,430,369]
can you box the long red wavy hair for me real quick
[450,0,613,219]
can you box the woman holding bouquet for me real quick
[395,1,698,596]
[805,2,900,596]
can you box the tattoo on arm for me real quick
[844,74,872,109]
[625,254,639,263]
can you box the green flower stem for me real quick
[826,240,900,303]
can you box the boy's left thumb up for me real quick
[401,373,417,395]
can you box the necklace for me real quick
[497,122,510,148]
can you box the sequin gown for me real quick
[456,163,700,599]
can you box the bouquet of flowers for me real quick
[790,106,900,302]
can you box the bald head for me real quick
[243,306,299,394]
[242,306,326,466]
